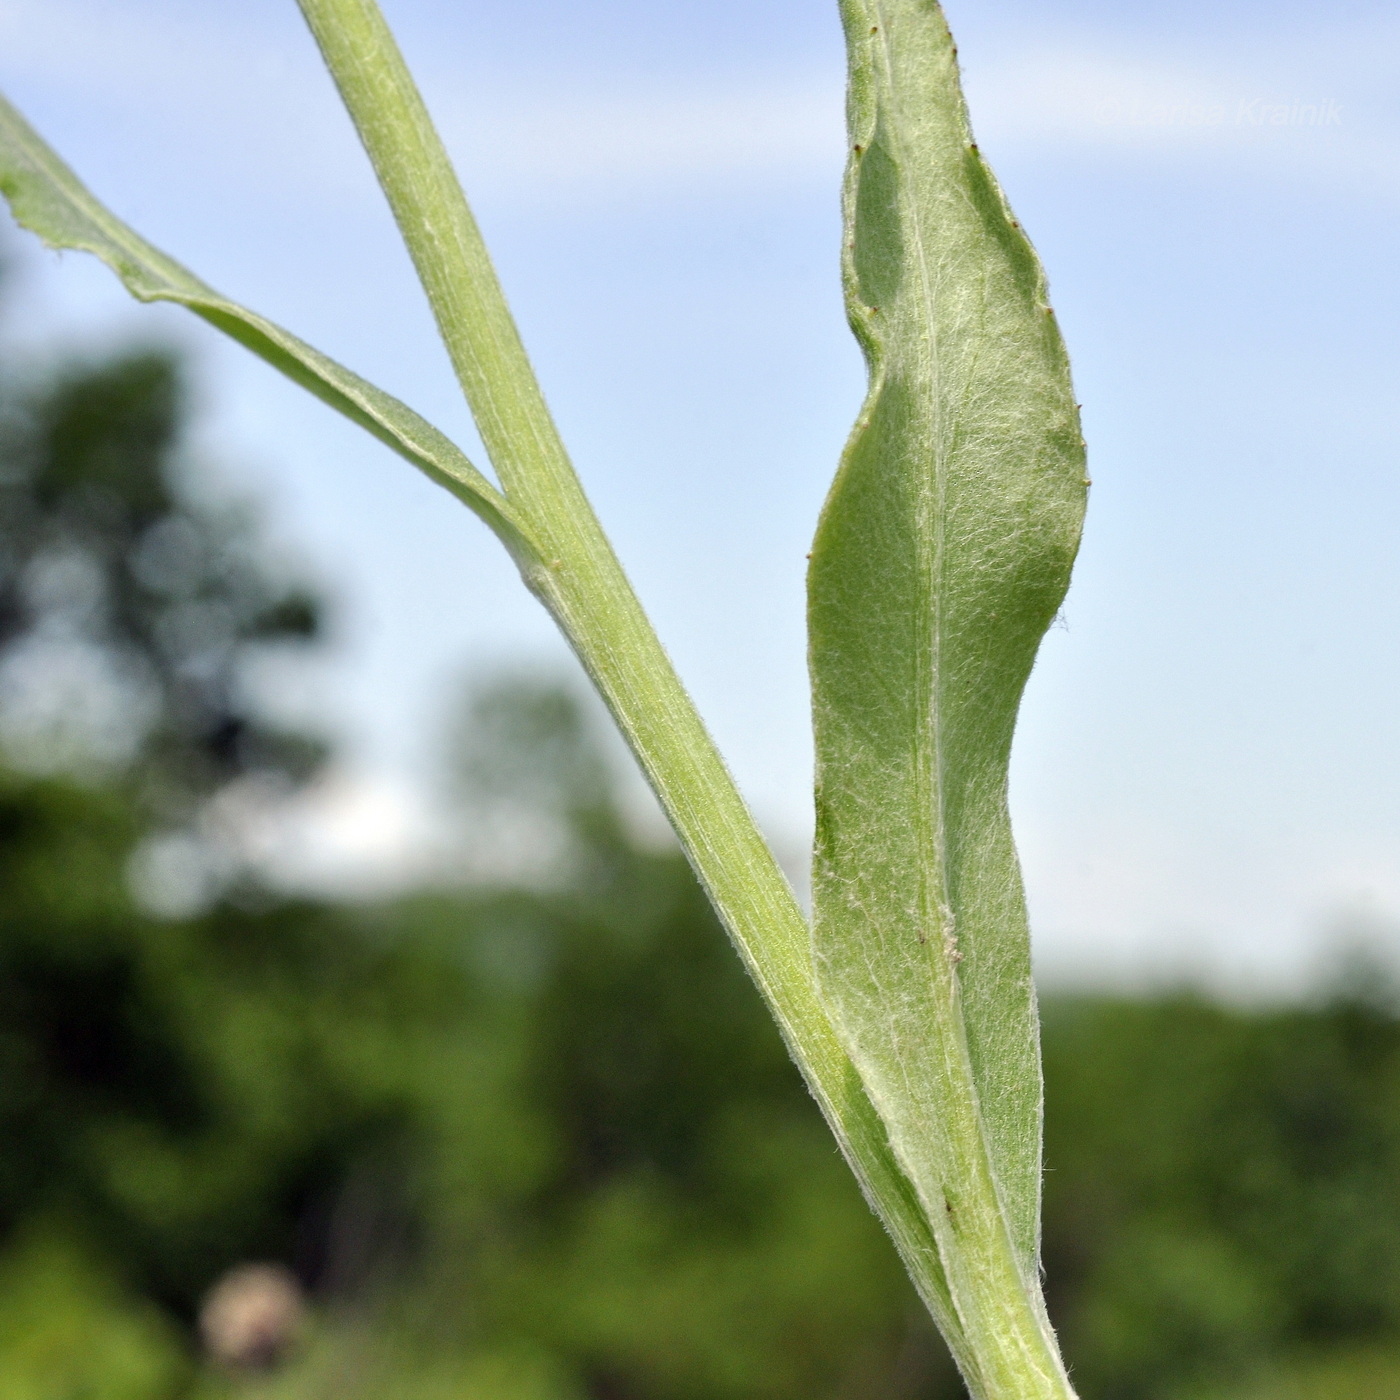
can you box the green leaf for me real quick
[809,1,1085,1394]
[0,90,531,560]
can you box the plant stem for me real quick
[291,0,987,1376]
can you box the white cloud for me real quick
[4,0,1395,208]
[434,81,842,198]
[963,35,1400,199]
[0,0,842,208]
[237,765,442,898]
[1023,813,1400,996]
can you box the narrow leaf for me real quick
[809,0,1085,1391]
[0,91,531,558]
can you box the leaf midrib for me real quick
[870,1,961,1117]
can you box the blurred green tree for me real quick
[1041,991,1400,1400]
[0,328,324,819]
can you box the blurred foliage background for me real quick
[2,300,1400,1400]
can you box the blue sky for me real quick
[2,0,1398,988]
